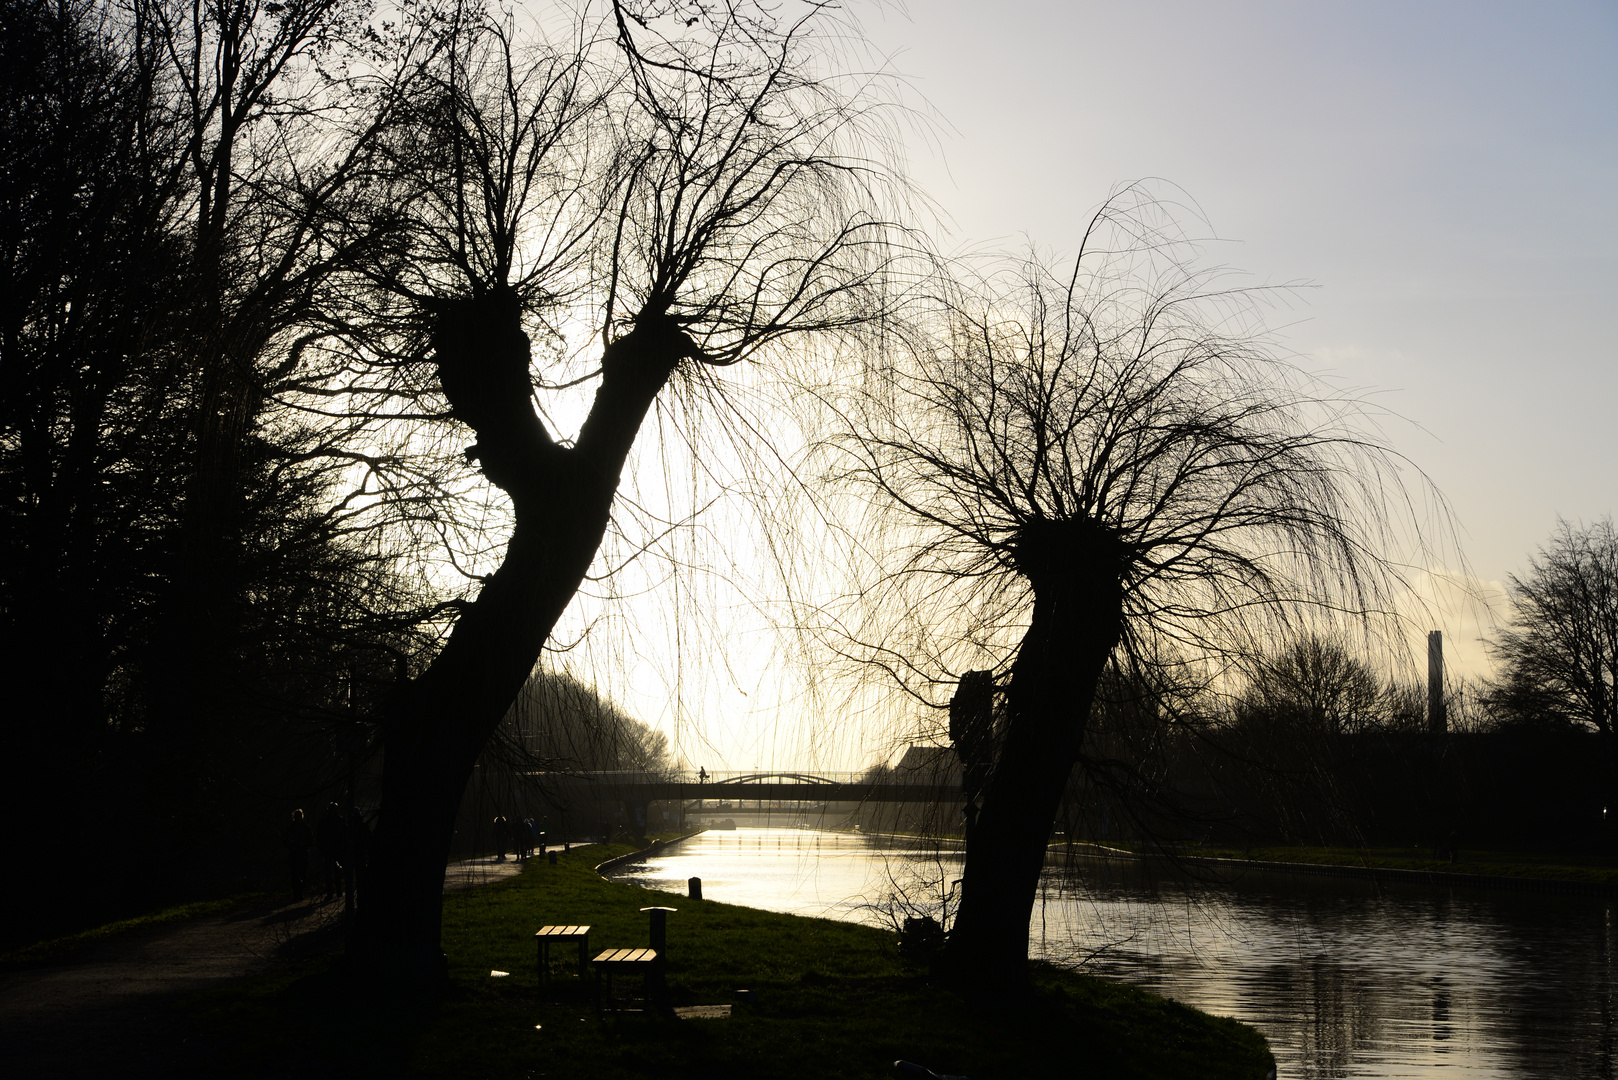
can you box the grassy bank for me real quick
[191,842,1272,1079]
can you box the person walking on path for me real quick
[316,802,343,902]
[281,809,313,900]
[493,815,510,862]
[344,805,371,907]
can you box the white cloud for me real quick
[1391,566,1508,683]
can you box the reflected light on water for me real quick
[612,828,1618,1079]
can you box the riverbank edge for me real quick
[175,839,1275,1079]
[569,841,1277,1080]
[592,827,709,876]
[1056,842,1618,897]
[591,829,1276,1079]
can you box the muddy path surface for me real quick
[0,855,524,1079]
[0,897,337,1078]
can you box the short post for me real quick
[641,906,676,1013]
[688,876,703,900]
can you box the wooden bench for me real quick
[534,925,591,983]
[591,947,659,1012]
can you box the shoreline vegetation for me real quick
[173,839,1273,1079]
[1062,840,1618,892]
[818,825,1618,891]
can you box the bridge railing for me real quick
[520,769,956,787]
[672,769,869,786]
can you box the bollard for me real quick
[642,906,675,955]
[688,876,703,900]
[640,906,677,1013]
[547,850,558,865]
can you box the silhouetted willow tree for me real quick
[830,192,1433,990]
[305,0,912,981]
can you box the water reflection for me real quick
[612,829,1618,1077]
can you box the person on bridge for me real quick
[698,767,708,784]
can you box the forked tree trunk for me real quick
[361,289,686,984]
[945,519,1124,992]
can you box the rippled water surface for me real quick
[610,828,1618,1078]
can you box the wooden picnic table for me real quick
[591,947,659,1012]
[534,925,591,982]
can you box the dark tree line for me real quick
[1,0,914,975]
[0,0,433,938]
[0,0,510,940]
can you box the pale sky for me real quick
[861,0,1617,597]
[567,1,1618,771]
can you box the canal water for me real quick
[608,827,1618,1078]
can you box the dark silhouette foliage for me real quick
[1491,518,1618,804]
[0,0,445,942]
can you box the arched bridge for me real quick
[525,768,958,805]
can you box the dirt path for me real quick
[0,855,528,1078]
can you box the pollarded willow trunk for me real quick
[945,518,1126,992]
[361,289,689,984]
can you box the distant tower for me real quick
[1427,630,1446,736]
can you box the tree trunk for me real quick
[360,290,686,985]
[946,518,1124,992]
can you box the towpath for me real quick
[0,854,527,1078]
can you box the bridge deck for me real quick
[521,771,962,803]
[649,782,957,802]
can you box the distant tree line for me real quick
[1060,549,1616,857]
[453,668,673,854]
[1063,632,1606,856]
[854,617,1612,864]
